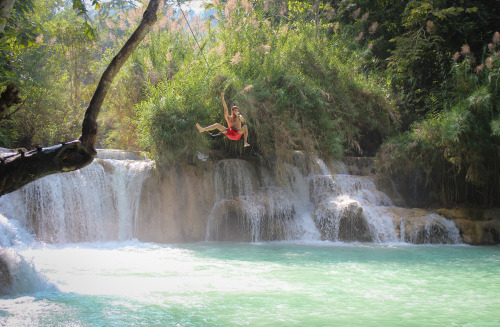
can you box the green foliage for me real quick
[133,0,396,167]
[0,0,101,148]
[0,0,38,83]
[334,0,499,206]
[97,1,204,150]
[137,65,217,163]
[334,0,500,126]
[378,35,500,206]
[0,0,152,149]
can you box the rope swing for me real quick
[176,0,211,72]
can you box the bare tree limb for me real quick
[80,0,160,150]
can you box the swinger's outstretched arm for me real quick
[221,93,229,120]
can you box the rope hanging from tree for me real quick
[176,0,211,72]
[176,1,221,138]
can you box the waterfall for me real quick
[0,150,461,246]
[205,160,311,242]
[310,158,461,244]
[0,151,466,297]
[0,158,154,244]
[311,171,398,243]
[203,155,461,243]
[285,164,322,241]
[113,161,151,241]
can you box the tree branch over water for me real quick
[80,0,161,150]
[0,0,161,197]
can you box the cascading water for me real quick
[0,158,154,243]
[0,150,461,248]
[311,157,461,244]
[205,159,301,242]
[204,153,461,244]
[112,161,153,240]
[311,168,399,243]
[0,152,154,296]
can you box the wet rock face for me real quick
[206,197,295,242]
[0,254,12,295]
[436,208,500,245]
[342,157,375,176]
[481,226,499,244]
[205,159,298,242]
[337,205,372,242]
[377,207,462,244]
[313,201,373,242]
[404,217,458,244]
[452,219,500,245]
[137,163,216,243]
[206,200,251,242]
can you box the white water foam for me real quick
[0,214,33,247]
[0,247,52,295]
[309,158,399,243]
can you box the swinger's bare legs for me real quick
[196,123,227,133]
[196,123,250,147]
[239,125,250,147]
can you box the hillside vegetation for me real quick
[1,0,498,206]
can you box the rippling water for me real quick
[1,242,499,326]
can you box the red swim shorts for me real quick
[224,128,243,141]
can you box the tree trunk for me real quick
[0,0,160,197]
[0,0,16,34]
[0,141,94,195]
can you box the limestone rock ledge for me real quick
[137,162,216,243]
[436,208,500,245]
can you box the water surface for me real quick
[1,242,499,326]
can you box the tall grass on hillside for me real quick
[135,0,397,168]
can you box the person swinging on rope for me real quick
[196,93,250,147]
